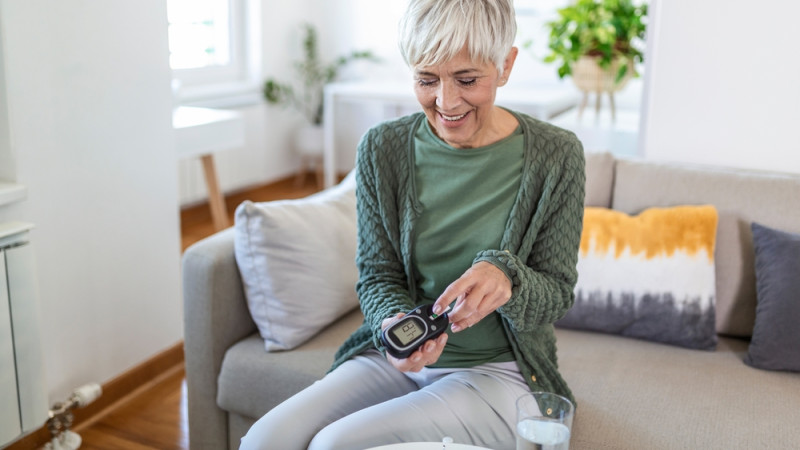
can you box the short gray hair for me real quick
[398,0,517,75]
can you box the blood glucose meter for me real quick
[381,304,450,359]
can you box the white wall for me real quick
[178,0,329,205]
[0,0,182,406]
[640,0,800,173]
[0,19,11,182]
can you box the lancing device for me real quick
[381,304,451,359]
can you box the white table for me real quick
[322,81,580,187]
[173,106,245,230]
[550,106,641,157]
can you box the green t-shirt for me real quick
[413,120,523,367]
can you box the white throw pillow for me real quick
[233,172,358,351]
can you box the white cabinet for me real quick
[0,248,19,444]
[0,223,47,447]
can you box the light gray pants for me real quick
[239,349,529,450]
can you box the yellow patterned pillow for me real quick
[557,205,719,350]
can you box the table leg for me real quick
[323,87,336,188]
[200,154,229,231]
[609,92,617,122]
[578,91,589,119]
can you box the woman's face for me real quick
[413,46,517,149]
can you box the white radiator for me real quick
[0,222,47,446]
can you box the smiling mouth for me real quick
[439,111,469,121]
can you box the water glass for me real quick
[515,392,574,450]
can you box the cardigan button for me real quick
[531,375,537,383]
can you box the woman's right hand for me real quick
[381,313,448,373]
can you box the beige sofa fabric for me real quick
[583,151,616,208]
[217,310,363,420]
[556,328,800,449]
[611,159,800,337]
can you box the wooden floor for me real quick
[77,366,188,450]
[74,174,323,449]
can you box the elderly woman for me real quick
[240,0,585,448]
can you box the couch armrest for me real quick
[182,228,256,450]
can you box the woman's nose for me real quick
[435,81,460,110]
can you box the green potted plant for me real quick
[263,23,378,187]
[543,0,647,117]
[263,23,378,127]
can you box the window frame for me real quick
[169,0,261,107]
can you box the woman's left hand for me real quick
[432,261,512,333]
[381,313,448,372]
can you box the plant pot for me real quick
[293,122,324,188]
[571,55,633,94]
[570,55,634,120]
[294,122,324,156]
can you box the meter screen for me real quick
[392,318,424,345]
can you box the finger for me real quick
[394,333,448,372]
[450,312,481,333]
[448,289,485,325]
[447,269,511,325]
[381,312,405,330]
[416,333,447,362]
[386,350,420,372]
[433,287,464,316]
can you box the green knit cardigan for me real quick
[331,110,585,403]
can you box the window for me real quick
[168,0,233,71]
[515,0,568,58]
[167,0,259,104]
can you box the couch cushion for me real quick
[558,205,719,350]
[745,222,800,372]
[583,151,615,208]
[217,308,364,420]
[555,328,800,449]
[611,159,800,337]
[233,172,359,351]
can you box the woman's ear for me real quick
[498,47,519,86]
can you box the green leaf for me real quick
[615,64,628,83]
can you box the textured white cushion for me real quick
[233,172,358,351]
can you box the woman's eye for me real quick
[458,78,477,86]
[417,79,437,87]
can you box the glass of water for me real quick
[515,392,574,450]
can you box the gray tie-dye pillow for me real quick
[557,205,719,350]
